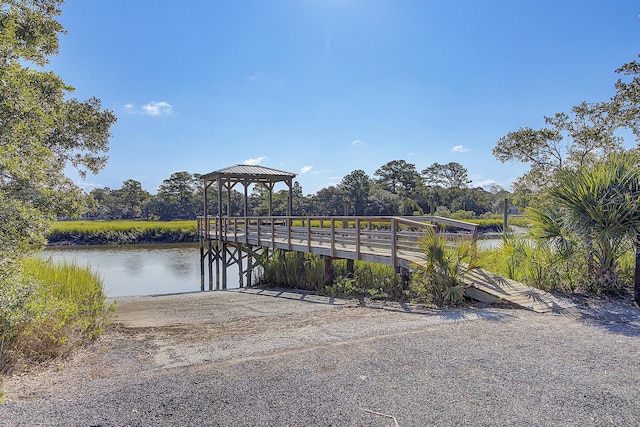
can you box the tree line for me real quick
[4,0,640,305]
[83,161,513,221]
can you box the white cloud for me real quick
[451,145,469,153]
[472,178,497,188]
[142,101,173,116]
[352,140,364,146]
[125,101,173,116]
[301,165,313,174]
[244,156,266,165]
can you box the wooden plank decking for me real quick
[197,215,573,312]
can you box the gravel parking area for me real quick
[1,288,639,426]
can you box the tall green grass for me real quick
[0,258,112,373]
[478,234,636,294]
[257,250,326,292]
[478,235,586,293]
[330,261,400,300]
[254,250,402,300]
[48,220,197,245]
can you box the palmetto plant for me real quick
[529,152,640,296]
[411,231,481,306]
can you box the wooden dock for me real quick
[197,215,573,313]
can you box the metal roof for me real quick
[200,164,296,183]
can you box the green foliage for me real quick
[409,233,480,306]
[0,0,115,273]
[339,170,371,215]
[255,249,401,299]
[149,172,200,220]
[375,160,421,198]
[256,250,325,292]
[450,210,475,220]
[530,152,640,293]
[479,234,583,293]
[0,258,111,373]
[47,220,197,245]
[493,102,622,192]
[400,199,423,216]
[422,161,471,189]
[330,261,400,299]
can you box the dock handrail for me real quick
[197,215,477,268]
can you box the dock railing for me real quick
[197,215,477,269]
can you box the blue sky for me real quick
[49,0,640,195]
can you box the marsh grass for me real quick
[330,261,400,299]
[1,258,112,374]
[478,234,586,293]
[49,220,197,245]
[257,250,325,291]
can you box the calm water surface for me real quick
[42,244,239,297]
[42,239,503,298]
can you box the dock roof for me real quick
[200,164,296,184]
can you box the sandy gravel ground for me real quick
[1,288,639,426]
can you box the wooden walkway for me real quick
[197,215,572,312]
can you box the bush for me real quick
[256,250,325,292]
[330,261,400,299]
[0,258,112,374]
[408,233,480,306]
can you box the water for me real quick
[41,244,239,298]
[41,239,503,298]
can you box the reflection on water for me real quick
[41,239,503,298]
[41,244,239,297]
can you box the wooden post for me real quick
[330,218,336,257]
[246,246,254,287]
[215,241,220,291]
[222,242,228,290]
[323,255,334,287]
[200,237,205,291]
[243,179,248,217]
[208,239,213,291]
[238,244,244,288]
[503,198,508,238]
[287,178,293,216]
[355,217,361,261]
[399,266,409,291]
[391,217,398,269]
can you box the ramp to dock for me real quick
[401,252,574,313]
[462,268,574,313]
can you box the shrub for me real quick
[0,258,112,374]
[409,233,480,306]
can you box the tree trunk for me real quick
[635,238,640,306]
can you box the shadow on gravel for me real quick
[235,287,512,323]
[572,302,640,337]
[234,287,348,306]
